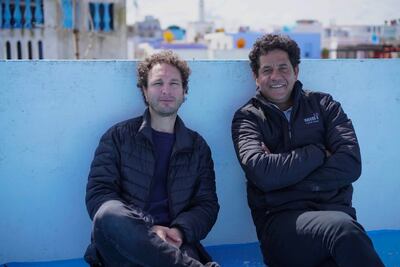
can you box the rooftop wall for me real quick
[1,59,400,263]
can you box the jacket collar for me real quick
[254,80,303,110]
[138,108,193,151]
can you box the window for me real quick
[0,0,44,29]
[38,40,43,59]
[28,41,32,59]
[88,2,114,31]
[6,41,12,59]
[17,41,22,59]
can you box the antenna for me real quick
[199,0,205,22]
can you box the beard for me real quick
[149,98,184,117]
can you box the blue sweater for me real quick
[146,129,175,225]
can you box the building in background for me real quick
[0,0,127,60]
[273,20,322,59]
[128,15,162,39]
[323,20,400,58]
[137,41,208,60]
[185,0,213,43]
[1,0,399,60]
[201,21,321,60]
[1,0,46,59]
[126,15,162,59]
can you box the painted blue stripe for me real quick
[0,1,3,28]
[34,0,43,24]
[24,0,33,28]
[61,0,73,29]
[13,0,22,28]
[93,3,100,31]
[4,0,12,28]
[103,3,111,32]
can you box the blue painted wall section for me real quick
[287,32,321,58]
[0,59,400,264]
[61,0,73,29]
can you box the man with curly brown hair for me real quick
[232,34,384,267]
[84,51,219,267]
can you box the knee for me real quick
[333,217,364,237]
[93,200,125,232]
[92,201,154,261]
[93,200,145,237]
[327,214,370,248]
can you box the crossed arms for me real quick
[231,95,361,193]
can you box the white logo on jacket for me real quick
[304,113,320,125]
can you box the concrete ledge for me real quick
[1,60,400,263]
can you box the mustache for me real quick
[159,97,176,101]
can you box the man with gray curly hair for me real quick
[84,51,219,267]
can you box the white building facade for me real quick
[1,0,127,60]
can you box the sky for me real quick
[126,0,400,31]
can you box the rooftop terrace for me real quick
[1,59,400,266]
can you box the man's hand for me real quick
[151,225,168,242]
[166,227,183,248]
[151,225,183,248]
[261,142,271,154]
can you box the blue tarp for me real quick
[3,230,400,267]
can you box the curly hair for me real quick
[249,34,301,77]
[136,50,191,105]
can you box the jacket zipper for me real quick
[145,147,175,220]
[276,107,293,146]
[166,149,189,220]
[167,152,175,219]
[145,144,156,211]
[289,105,298,146]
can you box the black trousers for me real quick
[259,210,384,267]
[87,200,207,267]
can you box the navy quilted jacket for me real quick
[232,81,361,234]
[86,109,219,244]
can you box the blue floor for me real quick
[3,230,400,267]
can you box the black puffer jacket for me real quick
[86,109,219,245]
[232,81,361,235]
